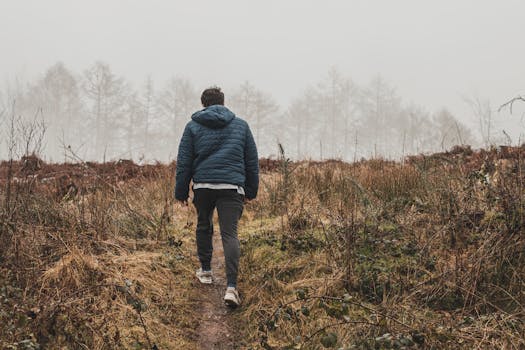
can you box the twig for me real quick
[137,309,153,349]
[498,96,525,113]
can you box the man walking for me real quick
[175,87,259,307]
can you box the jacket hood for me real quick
[191,105,235,129]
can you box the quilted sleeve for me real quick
[243,124,259,199]
[175,123,194,201]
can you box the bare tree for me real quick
[17,109,47,158]
[122,91,142,159]
[288,69,358,160]
[2,99,46,217]
[230,81,257,118]
[1,78,28,159]
[141,76,155,159]
[464,95,500,148]
[357,75,402,157]
[315,68,354,157]
[157,77,198,158]
[337,75,357,160]
[432,109,475,151]
[230,81,279,155]
[3,100,17,216]
[288,94,311,159]
[83,62,126,160]
[23,62,83,160]
[399,104,433,155]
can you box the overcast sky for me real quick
[1,0,524,138]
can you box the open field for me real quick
[1,145,524,349]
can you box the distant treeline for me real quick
[0,62,479,162]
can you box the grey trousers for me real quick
[192,188,244,287]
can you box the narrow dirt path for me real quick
[197,232,237,349]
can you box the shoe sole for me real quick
[198,278,213,284]
[224,298,239,308]
[196,273,213,284]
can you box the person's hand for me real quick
[243,197,252,204]
[177,199,188,206]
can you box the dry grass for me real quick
[0,164,200,349]
[1,145,524,349]
[235,146,525,349]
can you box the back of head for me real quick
[201,87,225,107]
[193,86,234,128]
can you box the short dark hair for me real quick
[201,87,224,107]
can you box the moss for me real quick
[378,222,398,234]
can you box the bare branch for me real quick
[16,107,47,157]
[498,95,525,113]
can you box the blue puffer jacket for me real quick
[175,105,259,201]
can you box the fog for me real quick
[1,0,524,162]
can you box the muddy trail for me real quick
[196,232,238,349]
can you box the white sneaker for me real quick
[224,287,241,308]
[196,268,213,284]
